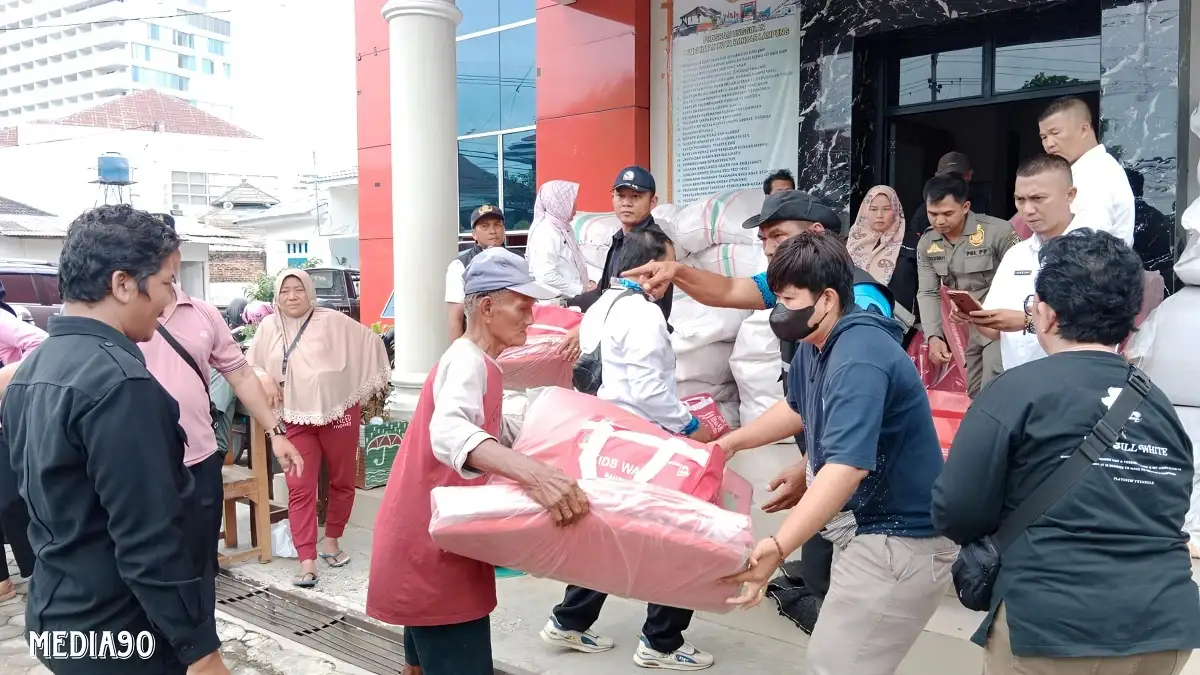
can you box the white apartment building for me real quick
[0,0,235,123]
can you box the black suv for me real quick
[0,259,60,329]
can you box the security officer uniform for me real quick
[916,211,1018,397]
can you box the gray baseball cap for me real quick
[463,247,559,300]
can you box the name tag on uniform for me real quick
[1014,269,1033,276]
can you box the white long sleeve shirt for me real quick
[428,338,519,478]
[1070,144,1135,246]
[580,288,694,434]
[525,222,585,298]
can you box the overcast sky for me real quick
[225,0,359,175]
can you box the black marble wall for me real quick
[794,0,1187,242]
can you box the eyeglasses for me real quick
[1023,294,1037,316]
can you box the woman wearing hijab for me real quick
[247,269,390,587]
[847,185,921,342]
[0,293,46,601]
[525,180,594,298]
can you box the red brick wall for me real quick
[209,250,265,283]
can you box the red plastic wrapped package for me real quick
[497,306,583,390]
[927,390,971,460]
[907,333,969,393]
[429,478,754,613]
[512,387,726,504]
[683,393,731,439]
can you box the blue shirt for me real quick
[784,307,943,538]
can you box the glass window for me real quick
[207,38,225,56]
[0,274,36,304]
[223,63,231,78]
[147,23,160,40]
[202,58,214,74]
[173,31,194,48]
[499,0,535,26]
[897,47,983,106]
[502,130,535,230]
[456,33,501,136]
[131,66,141,82]
[994,36,1100,94]
[456,0,499,36]
[32,273,59,305]
[458,136,500,232]
[178,54,195,70]
[499,23,535,130]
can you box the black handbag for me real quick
[952,365,1152,611]
[571,289,636,395]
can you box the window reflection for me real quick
[502,131,536,230]
[458,137,500,233]
[994,37,1100,93]
[457,0,534,36]
[457,33,501,136]
[499,1,534,26]
[897,47,983,105]
[499,23,536,130]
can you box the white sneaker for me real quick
[539,616,615,653]
[633,636,714,670]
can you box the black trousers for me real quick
[402,616,492,675]
[553,585,692,653]
[0,497,34,583]
[188,451,225,622]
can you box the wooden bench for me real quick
[218,418,273,565]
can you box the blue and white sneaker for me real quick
[539,616,615,653]
[633,636,714,670]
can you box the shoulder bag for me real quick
[952,365,1152,611]
[572,289,637,395]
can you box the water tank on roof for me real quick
[97,152,131,185]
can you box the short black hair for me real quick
[923,173,970,205]
[765,231,854,312]
[1038,96,1093,124]
[616,228,672,276]
[59,204,181,303]
[1035,229,1143,346]
[1016,153,1073,183]
[1124,168,1144,198]
[763,169,796,195]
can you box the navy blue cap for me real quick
[745,189,841,230]
[463,247,558,300]
[613,166,656,193]
[470,204,505,227]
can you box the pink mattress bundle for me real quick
[497,305,583,390]
[428,387,755,613]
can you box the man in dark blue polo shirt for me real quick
[720,232,952,675]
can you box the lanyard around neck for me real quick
[281,311,314,377]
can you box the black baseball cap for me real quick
[613,166,656,193]
[937,151,971,175]
[469,204,505,227]
[744,190,841,230]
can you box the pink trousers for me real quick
[285,405,360,561]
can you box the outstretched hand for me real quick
[621,261,678,297]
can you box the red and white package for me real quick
[512,387,726,504]
[683,393,731,439]
[429,478,754,613]
[497,306,583,390]
[927,390,971,460]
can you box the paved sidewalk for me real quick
[1,546,370,675]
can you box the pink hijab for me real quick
[531,180,589,287]
[847,185,906,284]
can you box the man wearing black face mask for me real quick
[719,232,950,675]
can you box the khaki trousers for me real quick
[984,603,1190,675]
[807,534,957,675]
[966,332,1002,397]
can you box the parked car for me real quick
[305,267,360,322]
[0,259,61,329]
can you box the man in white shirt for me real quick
[970,154,1078,371]
[446,204,507,340]
[541,227,716,672]
[1037,97,1134,245]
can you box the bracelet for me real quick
[769,535,786,562]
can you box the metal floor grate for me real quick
[216,570,407,674]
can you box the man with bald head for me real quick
[1037,97,1134,246]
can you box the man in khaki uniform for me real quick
[916,173,1018,397]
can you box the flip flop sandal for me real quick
[318,550,351,568]
[292,572,319,588]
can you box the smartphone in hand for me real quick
[947,290,983,314]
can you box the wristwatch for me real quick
[265,422,286,438]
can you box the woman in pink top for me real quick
[0,297,46,601]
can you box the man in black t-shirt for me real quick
[933,229,1200,673]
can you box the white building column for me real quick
[381,0,463,419]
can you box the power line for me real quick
[0,10,231,33]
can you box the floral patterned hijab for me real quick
[847,185,906,285]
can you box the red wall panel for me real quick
[355,0,392,324]
[356,51,390,150]
[536,0,651,214]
